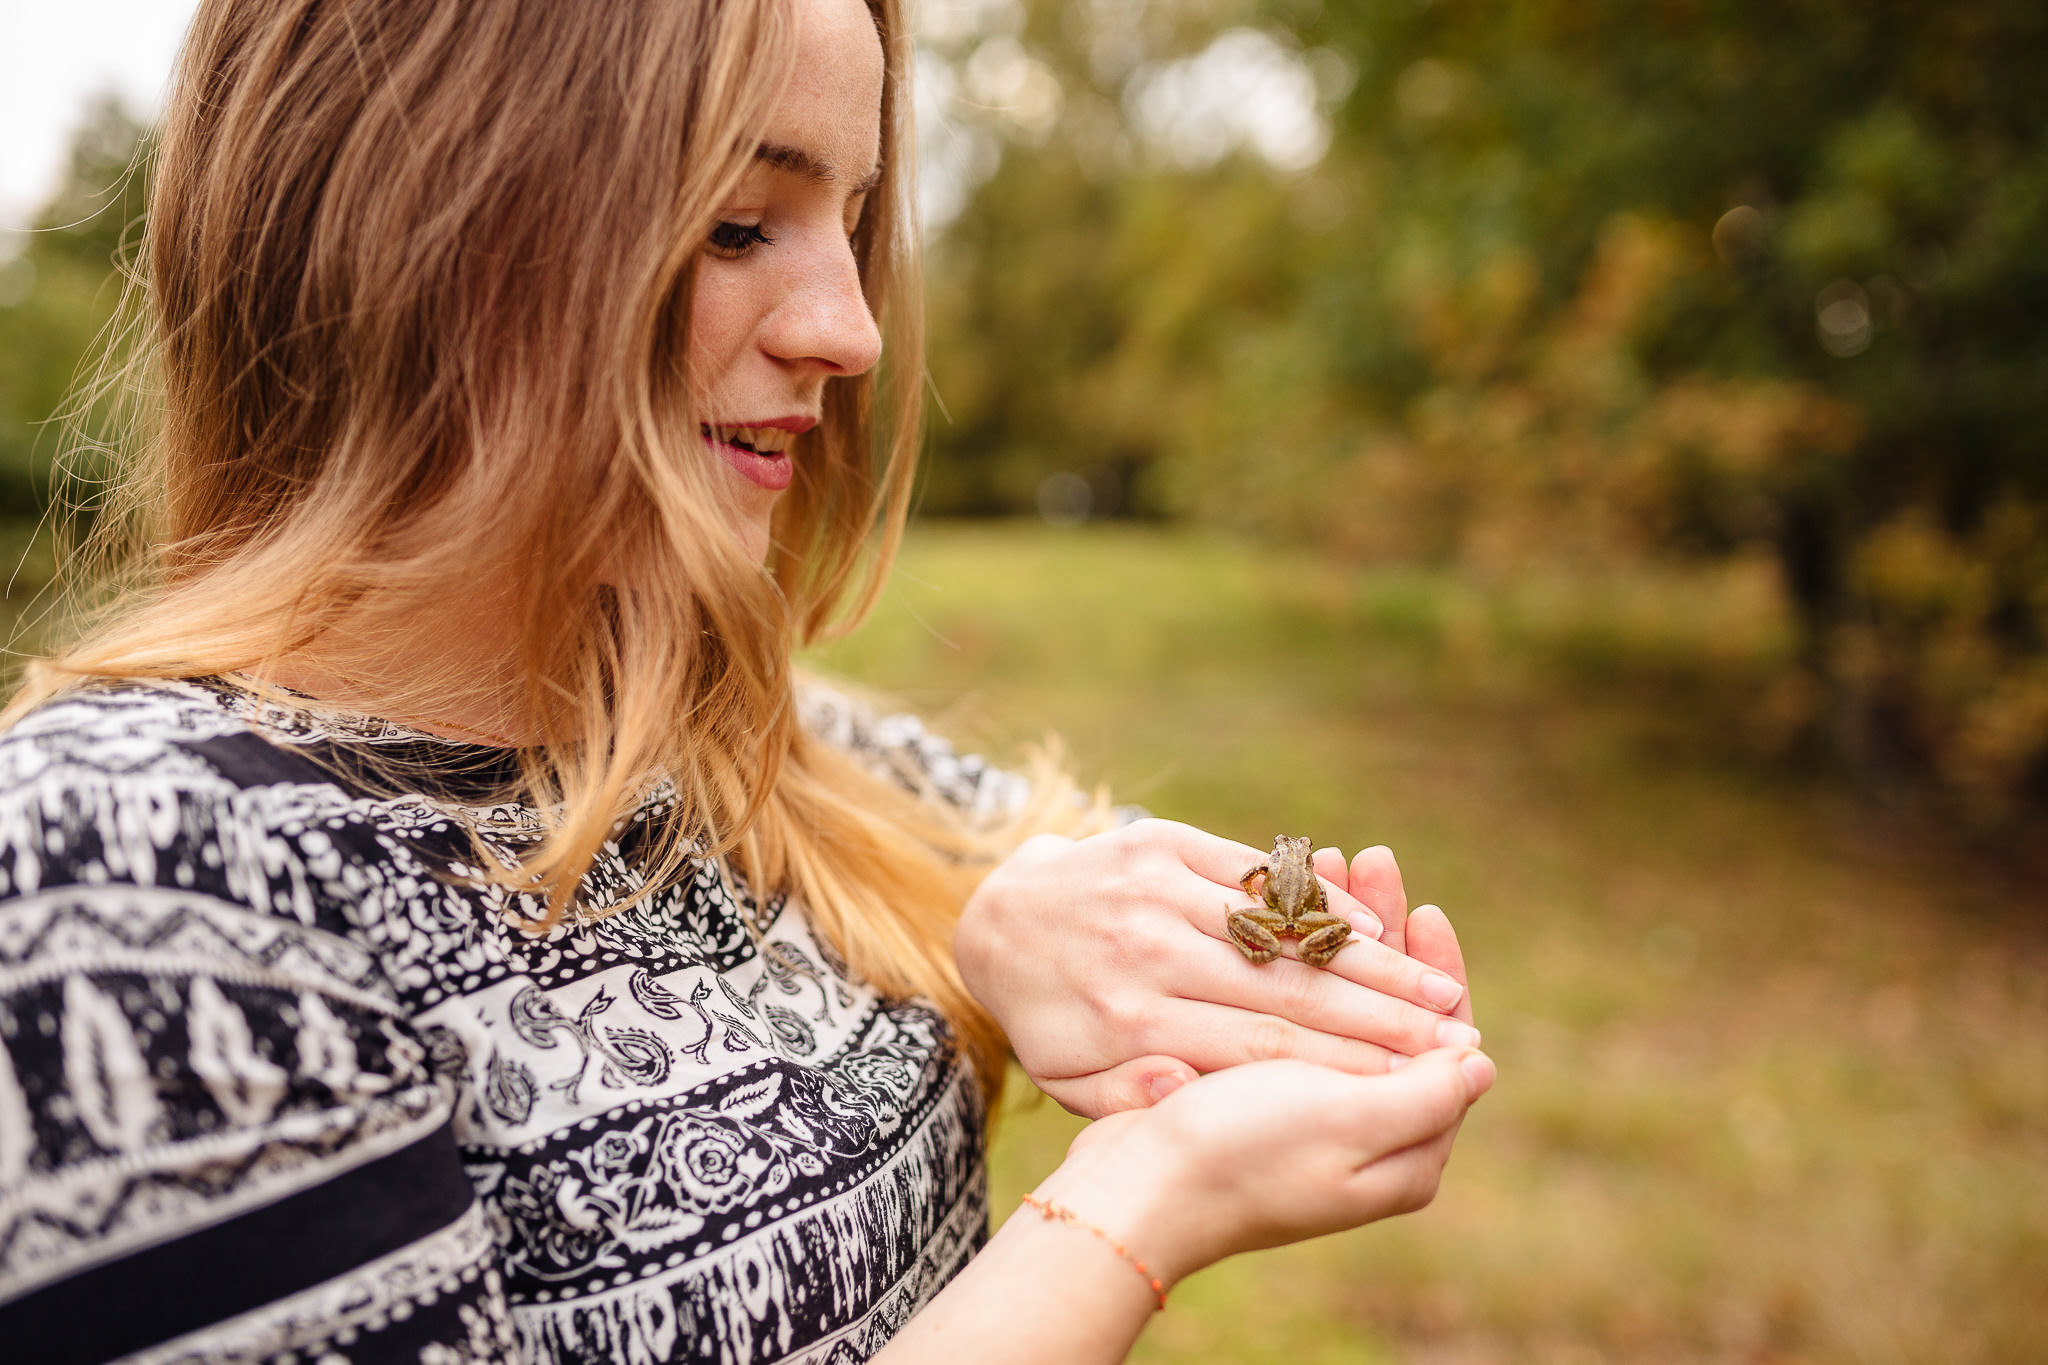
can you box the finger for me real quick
[1345,1048,1490,1156]
[1323,932,1467,1020]
[1186,943,1481,1056]
[1032,1056,1200,1120]
[1171,857,1388,956]
[1144,818,1278,889]
[1406,905,1473,1027]
[1347,846,1410,957]
[1313,849,1385,941]
[1154,863,1468,1038]
[1342,1122,1461,1221]
[1129,996,1430,1075]
[1159,835,1387,951]
[1149,853,1456,1032]
[1351,1049,1491,1219]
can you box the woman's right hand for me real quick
[1032,1046,1496,1288]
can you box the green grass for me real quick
[809,520,2048,1365]
[9,515,2038,1360]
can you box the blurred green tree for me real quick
[920,0,2048,813]
[0,95,150,522]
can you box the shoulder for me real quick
[0,680,390,928]
[0,677,274,785]
[798,678,1032,820]
[0,682,506,1358]
[0,682,414,1103]
[0,678,365,831]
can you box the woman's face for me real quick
[690,0,886,563]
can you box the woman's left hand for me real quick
[955,818,1478,1119]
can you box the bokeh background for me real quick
[3,1,2045,1361]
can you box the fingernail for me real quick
[1386,1054,1411,1070]
[1459,1050,1496,1093]
[1420,972,1464,1011]
[1436,1019,1482,1049]
[1148,1071,1188,1103]
[1350,910,1385,940]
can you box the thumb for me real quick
[1032,1056,1200,1119]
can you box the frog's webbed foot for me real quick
[1226,906,1287,965]
[1295,913,1355,969]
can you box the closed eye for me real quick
[707,221,774,257]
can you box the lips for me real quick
[701,422,806,492]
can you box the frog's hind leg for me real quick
[1226,907,1286,965]
[1296,914,1355,969]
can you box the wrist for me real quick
[1028,1117,1211,1287]
[1016,1194,1169,1310]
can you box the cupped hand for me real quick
[1036,1048,1496,1285]
[956,819,1478,1118]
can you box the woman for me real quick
[0,0,1490,1360]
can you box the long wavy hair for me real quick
[7,0,1098,1096]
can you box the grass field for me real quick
[6,517,2039,1362]
[809,521,2048,1365]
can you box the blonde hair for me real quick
[8,0,1100,1096]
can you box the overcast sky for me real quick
[0,1,202,231]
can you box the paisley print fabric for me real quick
[0,679,1010,1363]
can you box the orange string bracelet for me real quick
[1018,1193,1169,1310]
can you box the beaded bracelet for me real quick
[1018,1193,1169,1310]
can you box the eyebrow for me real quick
[754,142,884,197]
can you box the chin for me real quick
[735,521,773,566]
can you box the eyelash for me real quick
[707,221,774,257]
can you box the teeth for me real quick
[712,425,795,454]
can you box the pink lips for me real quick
[701,417,815,493]
[707,433,793,491]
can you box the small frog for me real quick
[1226,835,1353,969]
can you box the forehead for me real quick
[758,0,884,177]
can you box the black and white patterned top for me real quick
[0,679,1028,1364]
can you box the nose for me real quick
[761,232,884,378]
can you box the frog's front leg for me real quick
[1226,906,1290,965]
[1294,912,1355,969]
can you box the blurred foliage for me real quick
[0,96,149,523]
[5,2,2047,815]
[918,0,2048,818]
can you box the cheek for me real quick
[686,270,754,389]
